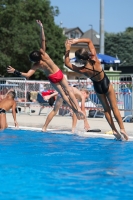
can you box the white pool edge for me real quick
[8,125,133,141]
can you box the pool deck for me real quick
[6,108,133,138]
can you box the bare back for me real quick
[0,97,16,111]
[78,57,104,82]
[33,49,60,77]
[71,87,82,101]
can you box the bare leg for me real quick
[0,115,1,129]
[0,114,7,130]
[96,92,122,140]
[106,84,128,140]
[72,110,90,132]
[60,79,80,109]
[50,81,85,120]
[60,77,85,119]
[84,117,90,131]
[72,113,77,133]
[42,96,63,132]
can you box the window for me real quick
[70,31,79,38]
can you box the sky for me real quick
[50,0,133,33]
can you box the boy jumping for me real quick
[7,20,84,120]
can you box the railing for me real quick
[0,74,133,121]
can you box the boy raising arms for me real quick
[0,91,19,130]
[42,87,90,133]
[7,20,84,120]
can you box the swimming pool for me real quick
[0,128,133,200]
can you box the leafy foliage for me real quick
[0,0,66,79]
[105,29,133,66]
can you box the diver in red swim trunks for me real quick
[7,20,85,120]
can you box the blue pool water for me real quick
[0,129,133,200]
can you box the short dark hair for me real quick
[75,48,90,60]
[8,91,16,99]
[29,50,41,62]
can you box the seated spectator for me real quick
[29,91,38,102]
[41,89,55,97]
[17,91,37,103]
[37,92,56,107]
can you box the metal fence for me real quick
[0,77,26,99]
[67,74,133,121]
[0,74,133,121]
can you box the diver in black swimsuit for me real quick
[65,38,128,141]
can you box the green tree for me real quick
[125,27,133,33]
[0,0,66,79]
[105,28,133,66]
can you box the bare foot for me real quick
[113,131,122,140]
[71,129,74,133]
[84,126,91,131]
[120,129,129,141]
[42,127,46,132]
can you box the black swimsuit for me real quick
[0,108,6,114]
[84,63,110,94]
[92,72,110,94]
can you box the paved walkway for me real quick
[6,110,133,137]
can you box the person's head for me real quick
[7,91,16,99]
[75,48,90,65]
[2,87,8,94]
[80,88,89,99]
[29,50,42,63]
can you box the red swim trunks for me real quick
[41,90,55,97]
[48,70,64,83]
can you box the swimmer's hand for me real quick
[65,40,71,50]
[84,123,90,131]
[14,121,19,129]
[67,39,79,44]
[36,20,43,28]
[7,66,15,74]
[43,95,50,101]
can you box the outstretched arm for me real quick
[7,65,37,78]
[43,91,58,101]
[12,101,19,128]
[64,40,85,73]
[36,20,46,51]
